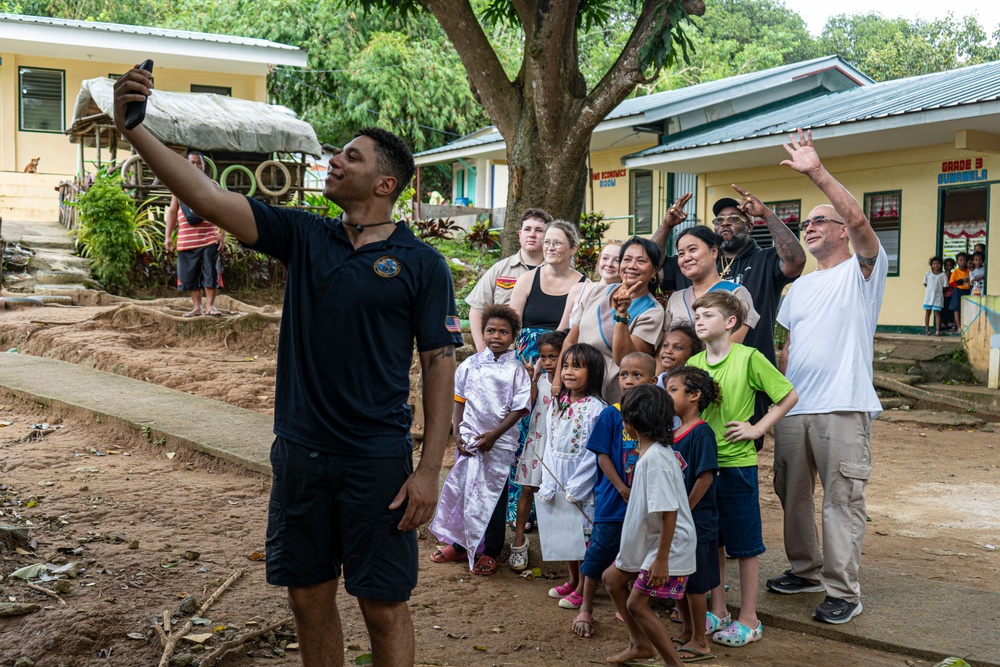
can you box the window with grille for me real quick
[631,170,653,234]
[864,191,901,275]
[19,67,64,133]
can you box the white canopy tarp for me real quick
[70,77,322,156]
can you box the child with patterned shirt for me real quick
[665,366,723,661]
[429,305,531,575]
[537,343,607,607]
[923,256,948,335]
[602,384,697,667]
[509,329,567,571]
[687,291,797,648]
[569,351,657,638]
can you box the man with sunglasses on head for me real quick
[766,129,888,626]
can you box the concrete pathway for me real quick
[0,352,997,666]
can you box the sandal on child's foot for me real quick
[572,611,596,638]
[706,611,731,634]
[712,620,762,647]
[558,590,583,609]
[548,581,575,599]
[472,555,499,576]
[669,606,682,623]
[429,544,466,563]
[508,537,530,572]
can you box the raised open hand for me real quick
[780,128,822,175]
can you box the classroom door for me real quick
[938,186,988,260]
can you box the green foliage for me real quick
[302,192,344,219]
[576,211,612,275]
[74,172,137,294]
[819,12,1000,82]
[424,237,486,320]
[411,218,462,240]
[466,217,499,252]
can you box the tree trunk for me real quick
[501,113,590,254]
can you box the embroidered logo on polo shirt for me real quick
[373,255,401,278]
[496,275,517,290]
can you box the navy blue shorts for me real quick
[686,539,721,595]
[716,466,765,559]
[580,521,623,579]
[265,438,418,601]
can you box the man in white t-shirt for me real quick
[466,209,550,351]
[766,129,887,626]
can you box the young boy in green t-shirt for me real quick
[687,291,798,649]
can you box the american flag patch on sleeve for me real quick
[445,316,462,332]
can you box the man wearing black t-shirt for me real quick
[712,186,806,365]
[114,67,462,666]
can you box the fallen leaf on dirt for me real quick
[182,633,213,644]
[473,645,486,651]
[126,632,145,640]
[445,632,466,639]
[160,559,181,569]
[287,643,299,650]
[247,551,265,561]
[353,653,373,665]
[191,617,211,625]
[165,452,176,459]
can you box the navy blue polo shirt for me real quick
[245,197,464,457]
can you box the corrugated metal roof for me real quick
[632,60,1000,157]
[604,55,869,121]
[0,12,300,51]
[416,55,869,159]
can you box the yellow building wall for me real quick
[587,143,658,241]
[1,52,266,175]
[701,143,995,329]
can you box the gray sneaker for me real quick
[813,596,863,624]
[766,570,825,594]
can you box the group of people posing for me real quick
[429,130,888,666]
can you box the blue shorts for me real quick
[716,466,765,559]
[685,539,721,595]
[580,521,623,579]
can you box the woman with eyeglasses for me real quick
[507,220,586,527]
[665,226,760,343]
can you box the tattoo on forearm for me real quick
[766,214,806,267]
[431,346,456,361]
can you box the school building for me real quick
[0,13,306,221]
[415,56,1000,336]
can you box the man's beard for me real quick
[720,230,750,253]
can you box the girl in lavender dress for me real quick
[429,305,532,575]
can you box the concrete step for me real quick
[920,382,1000,411]
[33,268,91,285]
[875,371,922,386]
[29,250,89,272]
[872,357,921,375]
[34,283,88,293]
[874,333,962,362]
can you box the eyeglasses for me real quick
[712,215,748,226]
[800,215,845,230]
[543,240,568,249]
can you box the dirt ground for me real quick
[1,297,998,666]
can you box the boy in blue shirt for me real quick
[572,351,657,638]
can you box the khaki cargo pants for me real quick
[773,411,872,604]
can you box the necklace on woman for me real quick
[719,254,736,279]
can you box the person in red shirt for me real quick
[164,151,226,317]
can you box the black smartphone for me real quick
[124,59,154,130]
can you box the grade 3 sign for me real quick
[938,157,988,184]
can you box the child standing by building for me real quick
[429,305,531,575]
[655,321,704,388]
[665,367,722,662]
[537,343,607,606]
[602,384,697,667]
[570,351,657,638]
[509,329,567,571]
[942,257,957,331]
[970,251,986,296]
[923,256,948,335]
[949,252,972,330]
[687,291,798,648]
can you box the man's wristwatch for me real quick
[613,313,630,325]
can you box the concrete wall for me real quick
[0,51,267,176]
[961,294,1000,382]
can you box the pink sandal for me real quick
[558,590,583,609]
[548,581,575,599]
